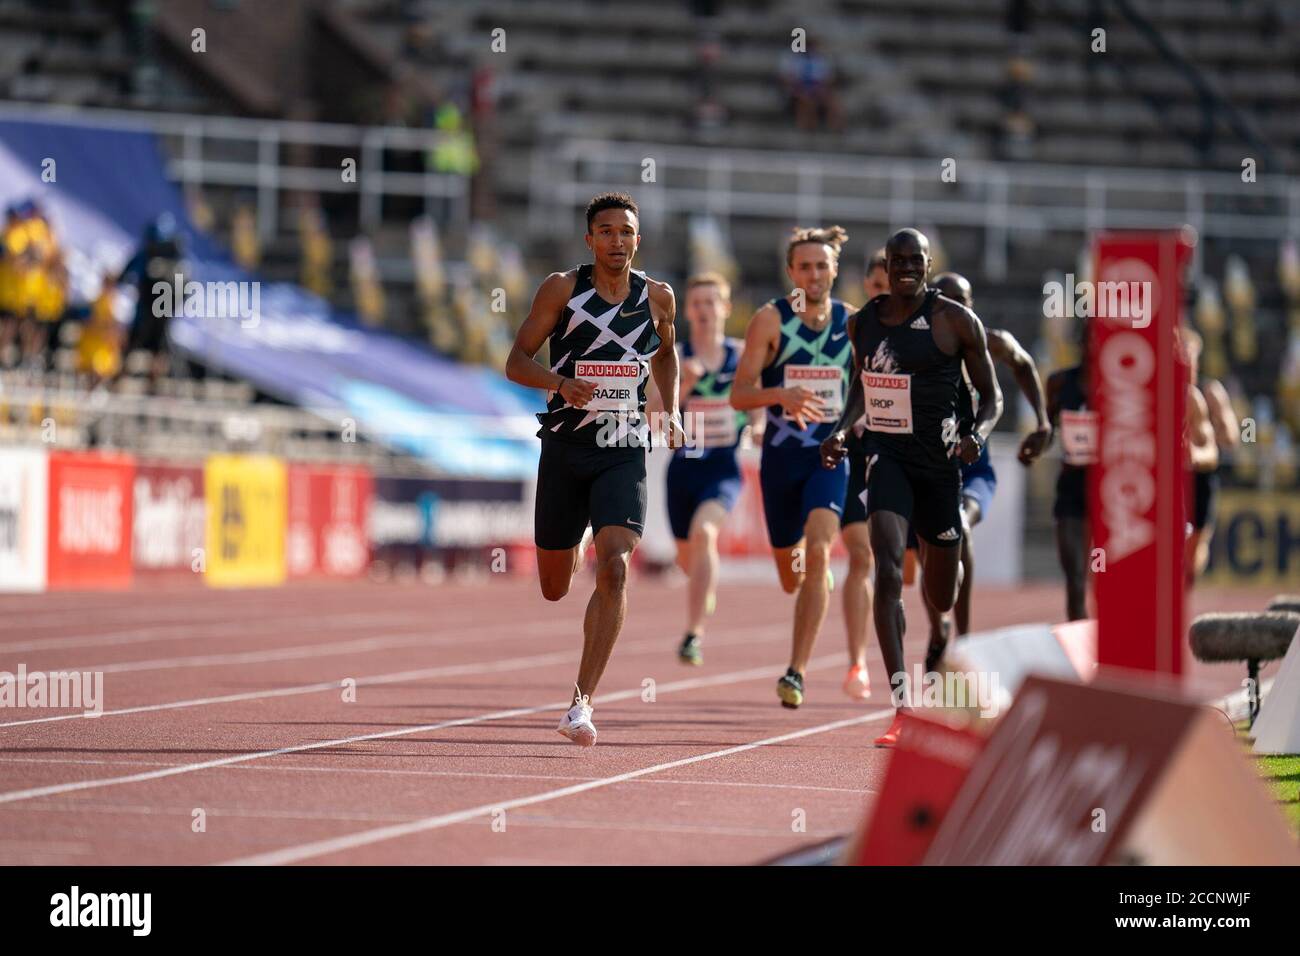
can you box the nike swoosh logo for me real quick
[620,308,644,318]
[830,332,846,341]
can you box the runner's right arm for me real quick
[821,312,866,468]
[729,302,822,426]
[505,271,594,407]
[988,329,1052,464]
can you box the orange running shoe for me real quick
[842,664,871,700]
[873,710,907,748]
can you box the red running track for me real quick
[0,576,1279,865]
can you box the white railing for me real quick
[0,101,471,237]
[533,137,1300,279]
[0,370,539,472]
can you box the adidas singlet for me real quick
[853,288,964,470]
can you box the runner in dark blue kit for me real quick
[731,226,874,708]
[505,192,683,747]
[822,229,1002,747]
[647,272,760,665]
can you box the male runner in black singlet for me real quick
[505,192,682,747]
[821,229,1002,747]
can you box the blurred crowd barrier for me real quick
[0,447,534,592]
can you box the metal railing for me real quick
[533,137,1300,280]
[0,368,539,473]
[0,101,471,238]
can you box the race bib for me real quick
[783,365,843,422]
[862,371,913,434]
[574,360,640,411]
[1059,409,1098,466]
[686,397,738,449]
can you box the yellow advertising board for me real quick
[203,455,286,588]
[1204,489,1300,586]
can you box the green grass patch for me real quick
[1254,754,1300,833]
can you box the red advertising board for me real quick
[286,463,373,579]
[1090,231,1192,676]
[847,712,984,865]
[47,451,134,590]
[133,461,205,577]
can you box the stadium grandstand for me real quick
[0,0,1297,879]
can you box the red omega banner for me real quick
[1089,231,1193,676]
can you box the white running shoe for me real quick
[557,689,597,747]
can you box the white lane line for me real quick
[221,706,892,865]
[0,608,430,654]
[0,614,795,728]
[0,647,580,729]
[0,651,860,806]
[7,607,605,678]
[5,596,357,633]
[0,756,873,795]
[1,585,390,630]
[8,800,850,841]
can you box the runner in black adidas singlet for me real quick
[1045,316,1095,622]
[906,272,1052,669]
[505,192,682,747]
[822,228,1002,747]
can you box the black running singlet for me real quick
[1054,365,1095,514]
[853,288,964,470]
[538,264,661,446]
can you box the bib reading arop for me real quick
[862,371,913,434]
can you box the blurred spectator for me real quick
[0,203,20,365]
[998,55,1036,160]
[298,204,334,298]
[692,33,727,137]
[0,200,69,370]
[231,203,261,270]
[117,213,184,386]
[77,272,124,386]
[429,102,479,176]
[470,61,499,221]
[779,39,842,132]
[349,235,386,327]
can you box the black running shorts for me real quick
[534,438,647,550]
[862,451,964,548]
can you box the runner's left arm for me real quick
[988,328,1052,464]
[954,306,1003,464]
[647,280,684,446]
